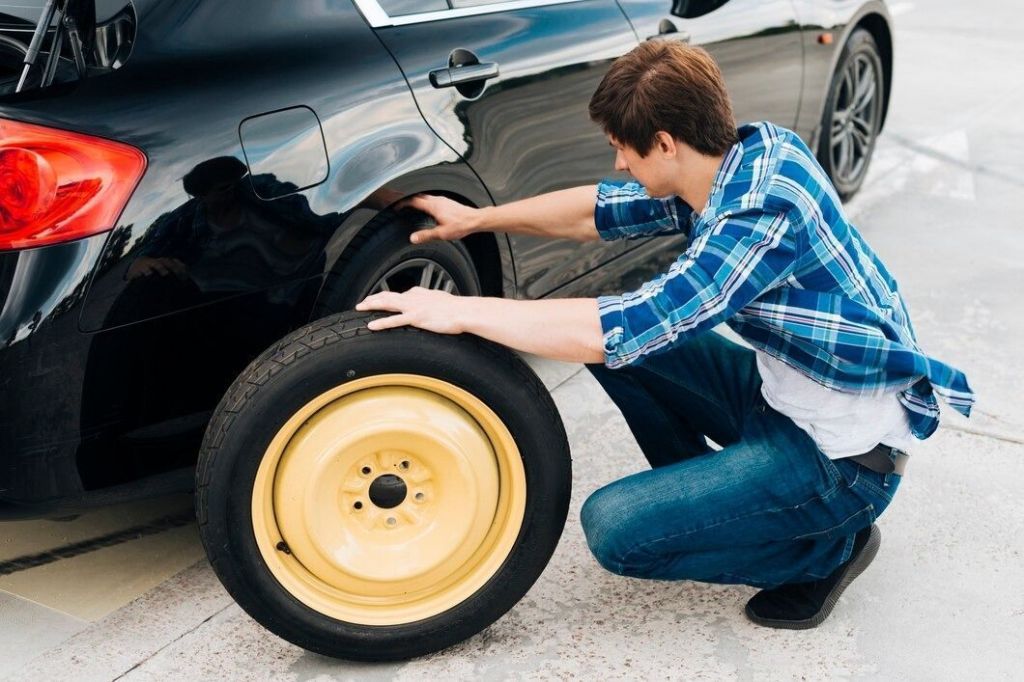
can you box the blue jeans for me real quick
[580,331,902,589]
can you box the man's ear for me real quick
[655,131,677,158]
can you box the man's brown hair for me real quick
[589,41,738,157]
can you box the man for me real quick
[355,41,974,628]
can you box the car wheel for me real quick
[816,28,886,201]
[195,311,571,661]
[315,212,481,315]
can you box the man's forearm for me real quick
[476,185,601,242]
[458,296,606,364]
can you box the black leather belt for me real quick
[847,443,909,475]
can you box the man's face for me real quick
[608,135,673,198]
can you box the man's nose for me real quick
[614,152,628,172]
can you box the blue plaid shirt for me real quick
[595,121,974,440]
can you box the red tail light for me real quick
[0,118,146,251]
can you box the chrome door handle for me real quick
[429,61,500,89]
[647,18,691,43]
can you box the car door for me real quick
[616,0,804,128]
[362,0,639,298]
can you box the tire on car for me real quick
[816,28,886,201]
[195,311,571,661]
[315,210,482,316]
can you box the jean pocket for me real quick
[860,469,900,506]
[840,462,900,518]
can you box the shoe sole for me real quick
[744,524,881,630]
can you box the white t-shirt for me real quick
[756,352,915,460]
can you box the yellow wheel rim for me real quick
[252,373,527,626]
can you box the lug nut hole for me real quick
[353,501,363,510]
[414,492,425,501]
[361,466,371,475]
[400,460,410,470]
[386,517,397,526]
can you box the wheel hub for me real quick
[367,473,408,509]
[251,374,527,626]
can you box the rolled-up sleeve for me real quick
[594,180,692,241]
[599,209,798,368]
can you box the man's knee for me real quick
[580,484,666,578]
[580,486,630,574]
[580,476,744,582]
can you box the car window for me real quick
[449,0,508,7]
[363,0,589,26]
[672,0,731,19]
[449,0,587,7]
[379,0,447,16]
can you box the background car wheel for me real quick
[195,311,571,661]
[816,28,886,201]
[315,212,481,315]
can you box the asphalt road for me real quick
[2,1,1022,679]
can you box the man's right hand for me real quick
[395,185,598,244]
[396,194,483,244]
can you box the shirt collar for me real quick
[697,122,766,224]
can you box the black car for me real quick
[0,0,892,518]
[1,0,895,661]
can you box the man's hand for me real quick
[397,194,482,244]
[397,185,599,243]
[355,287,467,333]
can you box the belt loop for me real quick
[884,446,898,486]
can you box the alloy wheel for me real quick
[369,258,459,295]
[829,52,881,187]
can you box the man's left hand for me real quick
[355,287,468,334]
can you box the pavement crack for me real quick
[549,364,587,393]
[111,602,233,681]
[941,423,1024,446]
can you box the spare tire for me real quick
[196,311,571,661]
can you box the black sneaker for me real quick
[744,523,881,629]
